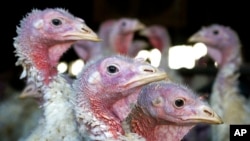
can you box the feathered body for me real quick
[0,87,41,141]
[73,55,167,140]
[189,24,250,141]
[14,8,100,141]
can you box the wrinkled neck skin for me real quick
[74,78,139,140]
[128,106,193,141]
[14,36,81,140]
[112,88,142,121]
[14,35,74,85]
[112,32,134,54]
[15,36,81,140]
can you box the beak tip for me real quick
[188,36,195,43]
[96,38,103,42]
[211,115,224,125]
[217,118,224,124]
[19,93,28,99]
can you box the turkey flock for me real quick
[1,7,249,141]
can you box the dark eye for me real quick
[175,99,184,108]
[213,30,219,35]
[52,19,62,26]
[107,65,119,74]
[121,21,126,27]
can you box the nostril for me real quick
[143,66,156,73]
[140,65,156,73]
[82,28,90,33]
[204,109,213,117]
[144,68,154,73]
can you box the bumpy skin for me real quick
[14,8,100,141]
[188,24,250,141]
[73,55,167,140]
[125,80,223,141]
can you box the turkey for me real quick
[73,19,115,62]
[72,55,167,140]
[140,25,184,83]
[108,18,145,55]
[73,18,145,63]
[124,80,223,141]
[188,24,250,141]
[14,8,100,141]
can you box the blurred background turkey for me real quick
[1,0,250,141]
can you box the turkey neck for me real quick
[210,44,243,122]
[14,34,74,85]
[149,35,170,71]
[112,32,134,55]
[75,78,131,139]
[149,36,164,52]
[14,27,81,141]
[128,105,193,141]
[39,76,80,141]
[213,44,242,95]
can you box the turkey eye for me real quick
[107,65,119,73]
[175,99,184,107]
[52,19,62,26]
[213,30,219,35]
[121,21,126,26]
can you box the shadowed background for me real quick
[0,0,249,91]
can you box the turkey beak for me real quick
[188,31,206,43]
[62,23,102,42]
[124,66,168,89]
[19,83,41,99]
[182,105,223,124]
[19,91,37,99]
[134,21,146,31]
[139,28,149,37]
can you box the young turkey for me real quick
[188,24,250,141]
[125,80,223,141]
[14,8,100,141]
[73,55,167,140]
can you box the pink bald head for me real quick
[127,81,223,141]
[14,8,99,84]
[73,55,167,139]
[188,24,241,67]
[74,55,165,105]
